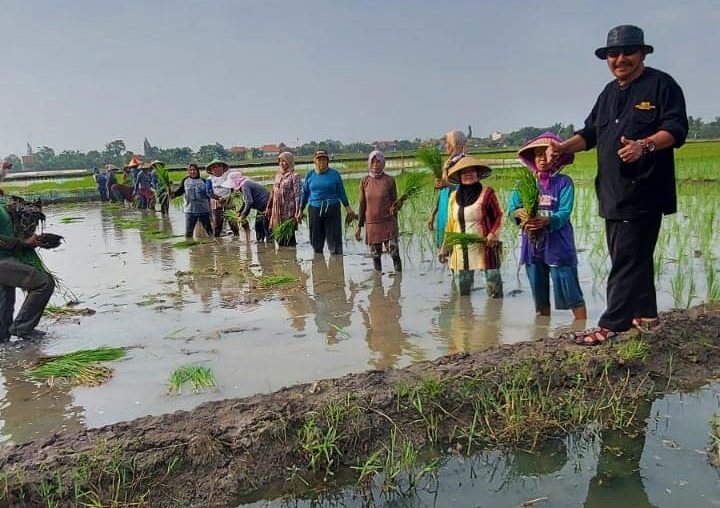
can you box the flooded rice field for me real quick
[1,176,719,506]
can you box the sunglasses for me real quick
[606,46,641,58]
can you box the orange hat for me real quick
[128,156,143,167]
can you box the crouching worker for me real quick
[0,197,55,342]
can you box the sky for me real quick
[1,0,718,156]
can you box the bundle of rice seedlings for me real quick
[415,146,444,179]
[395,172,427,204]
[14,248,77,302]
[59,216,84,224]
[272,218,296,244]
[344,210,358,226]
[443,231,487,249]
[29,347,127,386]
[44,305,95,317]
[37,232,64,249]
[168,364,215,394]
[152,162,172,202]
[515,168,539,219]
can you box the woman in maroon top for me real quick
[355,150,402,272]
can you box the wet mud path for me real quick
[1,304,719,507]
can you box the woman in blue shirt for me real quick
[297,150,356,255]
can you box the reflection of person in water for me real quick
[0,344,83,444]
[435,291,502,354]
[360,273,421,369]
[255,244,312,332]
[311,255,357,343]
[583,401,654,507]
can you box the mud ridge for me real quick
[1,304,719,507]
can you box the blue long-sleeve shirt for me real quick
[300,168,349,210]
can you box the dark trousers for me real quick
[212,207,239,237]
[308,203,343,255]
[598,215,662,332]
[185,213,213,238]
[255,213,271,243]
[0,258,55,340]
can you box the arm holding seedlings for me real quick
[484,188,503,248]
[336,171,356,221]
[296,173,311,222]
[354,178,367,241]
[388,178,400,215]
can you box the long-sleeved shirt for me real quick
[238,181,270,218]
[507,173,578,266]
[577,66,688,219]
[0,200,22,258]
[300,168,349,210]
[173,176,210,214]
[134,170,153,192]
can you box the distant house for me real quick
[374,141,398,151]
[261,144,280,158]
[228,146,247,156]
[490,131,505,142]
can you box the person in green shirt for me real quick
[0,198,55,342]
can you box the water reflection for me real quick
[360,273,422,369]
[434,291,503,353]
[0,344,83,446]
[310,255,357,344]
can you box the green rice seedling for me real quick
[112,218,146,230]
[43,305,95,317]
[617,338,650,363]
[443,231,486,249]
[258,274,297,287]
[59,216,84,224]
[415,146,444,179]
[142,229,178,241]
[514,167,539,218]
[299,412,341,479]
[709,414,720,467]
[171,239,212,249]
[395,172,427,205]
[352,449,383,486]
[168,364,215,394]
[272,218,297,244]
[29,347,127,386]
[152,162,172,204]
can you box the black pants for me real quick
[598,215,662,332]
[255,213,271,243]
[212,207,239,237]
[308,203,343,255]
[0,258,55,340]
[185,213,213,238]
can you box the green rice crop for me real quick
[395,172,428,204]
[258,274,297,287]
[514,168,539,218]
[29,347,127,386]
[143,229,179,241]
[171,239,212,249]
[59,216,84,224]
[443,231,486,248]
[152,162,172,202]
[168,364,216,394]
[415,146,444,179]
[272,218,297,244]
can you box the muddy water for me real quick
[237,383,720,507]
[0,179,717,446]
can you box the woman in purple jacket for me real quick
[508,132,587,320]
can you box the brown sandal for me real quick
[632,317,661,334]
[574,327,618,346]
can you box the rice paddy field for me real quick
[1,141,720,506]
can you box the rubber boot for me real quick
[392,255,402,272]
[373,258,382,271]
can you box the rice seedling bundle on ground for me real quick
[258,274,297,287]
[415,146,444,179]
[29,347,127,386]
[43,305,96,317]
[168,364,215,394]
[272,218,296,244]
[443,231,487,249]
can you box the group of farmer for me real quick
[1,24,688,350]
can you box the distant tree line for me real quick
[5,118,718,171]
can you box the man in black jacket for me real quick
[548,25,688,345]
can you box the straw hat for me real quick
[140,162,153,170]
[446,157,492,184]
[206,159,229,172]
[517,132,574,172]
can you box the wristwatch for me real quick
[639,137,656,154]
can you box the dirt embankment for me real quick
[2,305,720,508]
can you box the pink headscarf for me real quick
[368,150,385,178]
[221,171,249,190]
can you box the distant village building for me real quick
[490,131,505,142]
[374,141,398,151]
[261,144,280,157]
[228,146,247,157]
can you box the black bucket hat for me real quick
[595,25,654,60]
